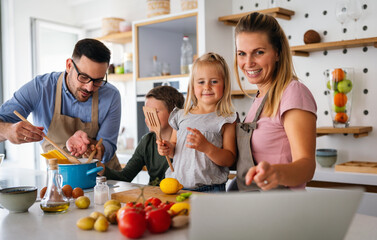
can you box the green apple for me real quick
[332,104,346,113]
[337,79,352,93]
[327,80,331,90]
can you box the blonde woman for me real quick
[157,52,236,192]
[232,12,317,191]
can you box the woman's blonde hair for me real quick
[184,52,234,117]
[234,12,297,117]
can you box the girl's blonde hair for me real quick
[234,12,297,117]
[184,52,234,117]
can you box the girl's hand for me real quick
[157,139,173,158]
[185,127,210,153]
[245,161,279,191]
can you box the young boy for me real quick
[97,86,185,185]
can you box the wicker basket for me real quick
[181,0,197,11]
[147,0,170,18]
[102,17,125,36]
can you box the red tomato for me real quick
[144,205,154,213]
[126,201,144,210]
[144,197,162,208]
[158,201,175,212]
[118,211,146,239]
[117,205,145,222]
[146,208,171,234]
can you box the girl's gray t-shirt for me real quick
[165,108,236,189]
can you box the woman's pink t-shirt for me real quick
[244,80,317,188]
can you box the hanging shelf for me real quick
[97,31,132,44]
[218,7,295,26]
[291,37,377,57]
[316,126,373,138]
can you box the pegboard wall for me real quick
[231,0,377,163]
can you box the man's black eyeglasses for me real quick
[71,59,107,87]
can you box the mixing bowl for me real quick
[0,186,37,213]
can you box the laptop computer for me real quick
[189,188,363,240]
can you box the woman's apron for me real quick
[42,73,121,170]
[235,92,287,191]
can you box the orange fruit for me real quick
[333,93,347,107]
[332,68,345,82]
[334,112,348,123]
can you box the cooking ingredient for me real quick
[160,178,183,194]
[75,196,90,209]
[107,211,118,224]
[40,159,70,213]
[117,204,145,223]
[104,204,120,218]
[158,201,175,212]
[176,192,192,202]
[94,216,109,232]
[40,186,47,199]
[171,215,189,228]
[146,208,171,233]
[144,197,162,208]
[104,199,121,208]
[334,93,347,107]
[118,210,146,239]
[332,68,345,82]
[62,185,73,198]
[337,79,353,93]
[90,211,106,220]
[335,112,348,123]
[77,217,95,230]
[72,187,84,198]
[94,176,109,205]
[176,195,186,202]
[170,202,190,216]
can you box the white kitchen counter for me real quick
[1,167,377,240]
[313,165,377,186]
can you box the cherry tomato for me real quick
[144,205,154,213]
[144,197,162,208]
[158,201,175,212]
[118,211,146,239]
[146,208,171,234]
[126,201,144,210]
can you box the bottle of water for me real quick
[180,36,193,74]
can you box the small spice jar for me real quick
[94,176,109,205]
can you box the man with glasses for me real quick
[0,38,121,170]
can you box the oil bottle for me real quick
[40,158,70,213]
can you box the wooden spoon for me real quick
[86,138,103,163]
[13,110,81,164]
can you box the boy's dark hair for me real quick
[146,86,185,112]
[72,38,111,64]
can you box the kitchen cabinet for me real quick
[133,11,197,81]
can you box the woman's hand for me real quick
[66,130,90,156]
[245,161,280,191]
[185,127,210,153]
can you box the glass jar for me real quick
[94,176,109,205]
[40,159,70,213]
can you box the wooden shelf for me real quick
[291,37,377,57]
[97,31,132,44]
[108,73,133,82]
[316,126,373,138]
[231,89,258,98]
[218,7,295,26]
[136,74,189,81]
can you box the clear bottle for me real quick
[94,176,109,205]
[40,159,70,213]
[124,52,133,73]
[152,55,162,76]
[180,36,193,74]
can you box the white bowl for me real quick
[0,186,37,213]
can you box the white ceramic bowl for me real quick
[0,186,37,213]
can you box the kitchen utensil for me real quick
[335,161,377,174]
[143,106,174,172]
[111,185,196,203]
[316,149,337,167]
[58,158,103,189]
[0,186,37,213]
[13,110,80,164]
[86,138,103,163]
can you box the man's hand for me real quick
[0,121,44,144]
[66,130,90,157]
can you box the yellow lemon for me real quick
[160,178,183,194]
[170,202,190,216]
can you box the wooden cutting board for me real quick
[335,161,377,174]
[111,186,197,203]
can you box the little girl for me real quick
[157,52,236,192]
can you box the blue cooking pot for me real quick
[58,159,103,189]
